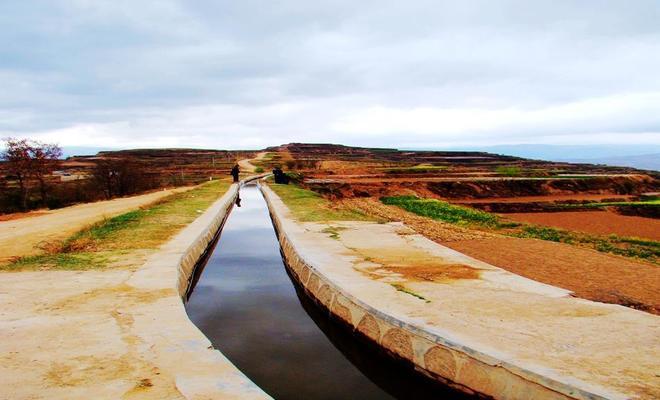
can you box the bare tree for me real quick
[32,142,63,204]
[92,159,118,199]
[1,138,61,209]
[91,158,149,199]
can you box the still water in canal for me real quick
[185,185,465,399]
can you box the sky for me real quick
[2,0,660,152]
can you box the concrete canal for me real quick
[186,185,464,399]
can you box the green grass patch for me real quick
[515,225,575,243]
[381,196,500,227]
[379,164,448,174]
[496,166,523,177]
[268,183,377,222]
[563,199,660,208]
[321,226,346,240]
[254,167,264,173]
[382,195,659,263]
[3,180,231,271]
[511,224,660,262]
[391,283,430,303]
[9,253,100,270]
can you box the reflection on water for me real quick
[185,185,469,399]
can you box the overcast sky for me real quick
[2,0,660,150]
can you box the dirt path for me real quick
[238,152,267,173]
[505,210,660,240]
[0,187,193,264]
[346,198,660,314]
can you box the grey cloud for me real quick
[1,1,659,147]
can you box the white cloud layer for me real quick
[1,0,660,149]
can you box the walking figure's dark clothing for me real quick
[231,165,240,183]
[272,167,289,184]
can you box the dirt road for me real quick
[0,187,193,264]
[238,152,267,173]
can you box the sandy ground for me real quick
[0,269,186,400]
[505,210,660,240]
[346,198,660,314]
[448,237,660,314]
[0,210,49,222]
[0,187,193,264]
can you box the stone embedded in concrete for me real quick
[424,345,458,381]
[317,284,333,308]
[300,266,311,285]
[356,314,381,342]
[307,273,320,294]
[382,328,415,360]
[331,295,353,325]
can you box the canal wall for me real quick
[259,182,633,400]
[129,182,271,399]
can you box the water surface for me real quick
[186,185,467,399]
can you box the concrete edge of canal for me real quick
[127,181,272,400]
[259,182,626,400]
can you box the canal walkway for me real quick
[0,184,268,400]
[261,183,660,399]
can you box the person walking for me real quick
[230,164,240,183]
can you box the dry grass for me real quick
[3,180,230,271]
[268,182,379,222]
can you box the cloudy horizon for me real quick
[2,1,660,151]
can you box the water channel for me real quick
[185,185,467,399]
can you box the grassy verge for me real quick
[3,180,231,271]
[381,196,501,227]
[495,166,522,177]
[381,195,659,263]
[513,226,660,261]
[556,199,660,209]
[378,164,448,174]
[268,183,377,222]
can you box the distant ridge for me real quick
[559,153,660,172]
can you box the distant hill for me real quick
[559,153,659,172]
[414,144,659,172]
[61,146,118,158]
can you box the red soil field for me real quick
[505,211,660,240]
[345,198,660,314]
[456,194,633,204]
[447,237,660,314]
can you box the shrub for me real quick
[496,165,523,177]
[381,196,500,227]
